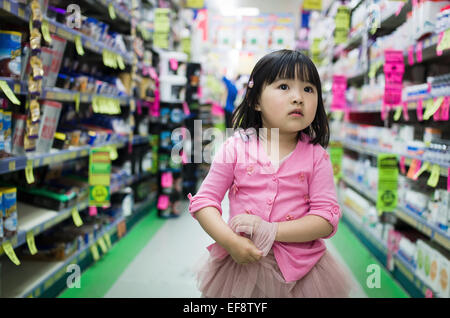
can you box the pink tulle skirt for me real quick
[196,249,355,298]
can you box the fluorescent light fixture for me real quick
[221,7,260,16]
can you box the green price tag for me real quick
[0,80,21,105]
[427,164,440,188]
[41,20,52,43]
[413,161,430,180]
[25,160,35,184]
[2,242,20,266]
[26,231,38,255]
[329,142,343,180]
[72,207,83,227]
[376,154,398,213]
[98,237,108,254]
[423,97,444,120]
[393,106,402,121]
[75,35,85,56]
[91,244,100,261]
[108,3,116,20]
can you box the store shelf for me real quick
[0,170,152,257]
[0,194,156,298]
[347,27,450,86]
[337,137,450,171]
[341,175,450,251]
[0,0,134,65]
[0,134,150,175]
[341,202,434,297]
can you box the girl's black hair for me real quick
[232,49,330,148]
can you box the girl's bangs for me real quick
[266,53,318,86]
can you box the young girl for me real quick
[187,49,354,298]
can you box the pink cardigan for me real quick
[187,130,341,282]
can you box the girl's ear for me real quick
[254,103,261,111]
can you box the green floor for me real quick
[58,210,409,298]
[58,208,166,298]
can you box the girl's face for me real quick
[255,78,318,137]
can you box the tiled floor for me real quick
[105,192,367,298]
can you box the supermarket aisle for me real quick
[103,192,368,298]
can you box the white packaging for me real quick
[437,254,449,298]
[428,248,441,292]
[437,189,449,231]
[35,101,62,153]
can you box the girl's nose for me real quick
[291,93,303,104]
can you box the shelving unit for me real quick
[0,0,187,298]
[321,0,450,298]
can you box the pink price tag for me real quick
[395,2,405,16]
[128,141,133,154]
[432,98,441,121]
[437,32,444,56]
[137,100,142,115]
[161,172,173,188]
[149,67,158,80]
[197,85,203,98]
[412,0,418,8]
[441,97,449,121]
[169,58,179,71]
[157,195,170,210]
[417,99,423,121]
[402,102,410,121]
[182,101,191,116]
[381,103,388,121]
[408,46,414,65]
[448,168,450,192]
[89,206,98,216]
[425,289,433,298]
[416,41,423,63]
[211,102,225,116]
[399,156,406,174]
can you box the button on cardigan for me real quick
[188,130,342,282]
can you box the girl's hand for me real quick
[229,214,262,237]
[224,234,263,265]
[229,214,278,257]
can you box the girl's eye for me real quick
[279,84,288,90]
[304,86,314,93]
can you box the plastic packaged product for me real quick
[0,31,22,78]
[3,111,12,153]
[36,101,62,153]
[11,113,26,155]
[436,5,450,33]
[0,187,17,238]
[437,254,450,297]
[0,190,3,242]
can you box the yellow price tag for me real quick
[427,164,440,188]
[303,0,322,11]
[186,0,204,8]
[437,29,450,52]
[9,160,16,171]
[2,241,20,266]
[4,0,11,12]
[109,146,118,160]
[26,231,38,255]
[108,3,117,20]
[90,244,100,261]
[74,93,80,113]
[41,20,52,43]
[75,35,85,56]
[0,80,21,105]
[97,237,108,253]
[25,160,35,184]
[413,161,430,180]
[71,207,83,227]
[423,97,444,120]
[393,106,402,121]
[117,55,125,70]
[104,233,112,249]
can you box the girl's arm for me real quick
[275,215,333,243]
[195,207,263,264]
